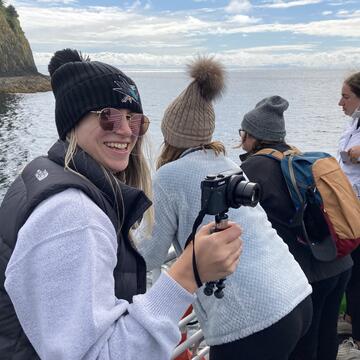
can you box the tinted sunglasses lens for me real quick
[128,114,142,136]
[141,116,150,136]
[99,108,115,131]
[129,114,150,137]
[99,108,150,136]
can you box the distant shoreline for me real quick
[0,74,51,94]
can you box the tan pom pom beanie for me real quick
[161,57,225,148]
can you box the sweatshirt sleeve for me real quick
[137,174,179,270]
[4,189,194,360]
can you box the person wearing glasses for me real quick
[337,72,360,360]
[238,95,353,360]
[0,49,243,360]
[138,57,312,360]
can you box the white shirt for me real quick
[338,116,360,196]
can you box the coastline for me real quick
[0,74,51,93]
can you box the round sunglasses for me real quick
[91,108,150,137]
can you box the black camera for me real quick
[186,169,261,299]
[199,169,260,299]
[201,169,261,215]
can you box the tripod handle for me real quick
[204,212,229,298]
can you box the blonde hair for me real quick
[157,141,226,169]
[64,130,153,236]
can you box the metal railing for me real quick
[151,249,210,360]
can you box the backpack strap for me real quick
[254,146,302,160]
[254,148,284,160]
[254,146,308,234]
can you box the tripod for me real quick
[203,212,228,299]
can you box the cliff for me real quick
[0,2,51,93]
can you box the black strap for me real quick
[179,146,204,159]
[185,209,207,288]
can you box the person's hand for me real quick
[168,222,243,293]
[348,146,360,163]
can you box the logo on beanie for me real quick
[113,77,140,105]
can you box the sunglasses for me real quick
[91,108,150,137]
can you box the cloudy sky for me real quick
[6,0,360,69]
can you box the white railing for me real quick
[151,249,210,360]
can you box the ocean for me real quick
[0,68,352,201]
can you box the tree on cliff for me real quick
[6,5,19,18]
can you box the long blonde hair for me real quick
[157,141,226,169]
[65,130,153,235]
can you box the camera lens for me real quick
[228,176,261,208]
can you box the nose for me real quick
[338,98,344,107]
[113,116,132,137]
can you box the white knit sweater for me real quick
[138,149,312,346]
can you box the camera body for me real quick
[201,169,260,215]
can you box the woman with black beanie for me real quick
[0,49,242,360]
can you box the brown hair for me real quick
[345,72,360,98]
[157,141,226,169]
[243,131,287,155]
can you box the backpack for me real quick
[255,147,360,262]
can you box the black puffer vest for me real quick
[0,140,151,359]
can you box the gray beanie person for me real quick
[161,56,225,148]
[241,95,288,142]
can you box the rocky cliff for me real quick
[0,2,51,92]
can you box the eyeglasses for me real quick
[238,128,246,138]
[91,107,150,137]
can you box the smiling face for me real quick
[75,108,137,173]
[339,83,360,117]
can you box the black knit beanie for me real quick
[48,49,143,140]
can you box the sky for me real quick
[5,0,360,69]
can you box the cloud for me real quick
[216,46,360,68]
[209,17,360,37]
[36,0,77,4]
[336,9,360,17]
[329,0,358,5]
[33,45,360,69]
[260,0,322,8]
[12,1,360,70]
[322,10,333,15]
[17,6,215,50]
[226,14,261,24]
[226,44,316,52]
[225,0,252,13]
[127,0,141,11]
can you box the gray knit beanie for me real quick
[161,57,225,148]
[241,95,288,141]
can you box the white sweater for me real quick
[5,188,195,360]
[138,149,312,346]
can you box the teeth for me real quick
[105,142,128,150]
